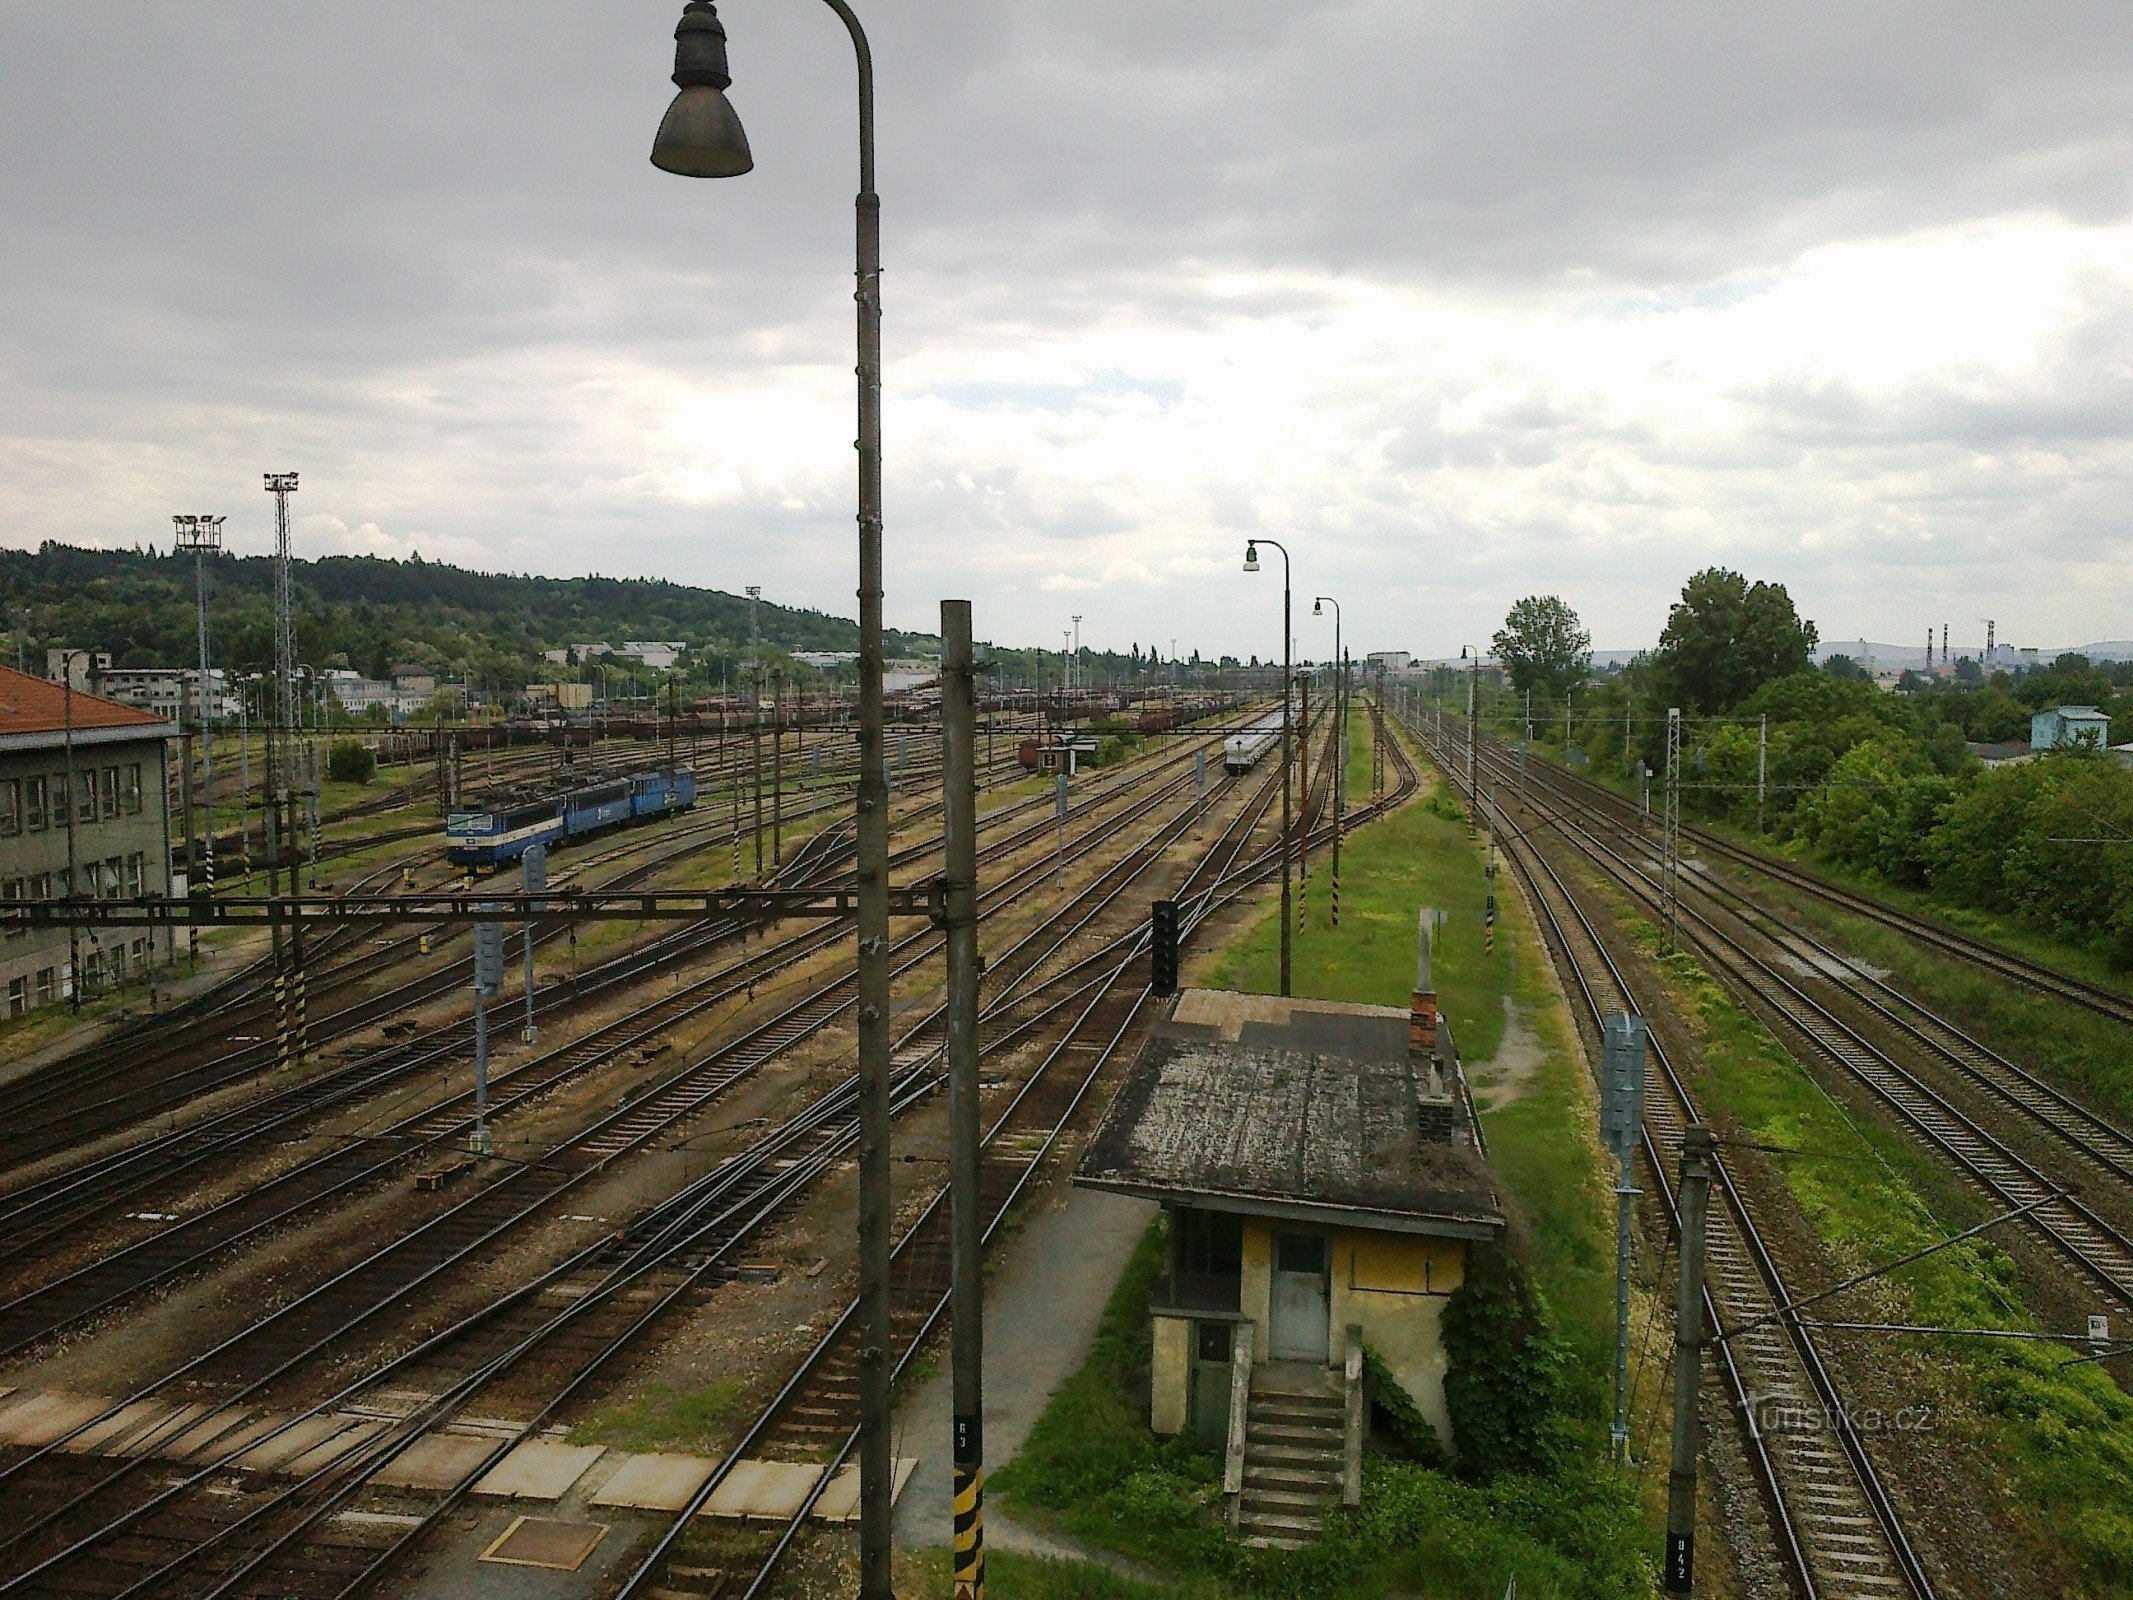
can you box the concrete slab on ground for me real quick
[64,1399,202,1457]
[701,1459,823,1520]
[369,1431,501,1491]
[893,1184,1157,1547]
[237,1415,375,1474]
[813,1457,917,1522]
[0,1392,109,1448]
[479,1516,609,1572]
[589,1452,717,1512]
[474,1440,606,1500]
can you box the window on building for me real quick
[74,771,94,827]
[31,873,51,900]
[1173,1207,1244,1310]
[2,879,20,940]
[0,779,18,838]
[111,943,129,980]
[7,977,23,1017]
[104,857,123,899]
[34,967,54,1006]
[123,854,143,898]
[25,776,45,832]
[101,767,119,820]
[124,764,143,816]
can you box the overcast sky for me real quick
[4,3,2132,663]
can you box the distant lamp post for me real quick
[646,5,898,1599]
[1243,538,1293,996]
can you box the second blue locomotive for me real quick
[445,767,696,867]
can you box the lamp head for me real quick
[1242,542,1260,574]
[1312,599,1323,617]
[652,1,754,178]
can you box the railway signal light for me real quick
[1150,899,1181,996]
[473,921,505,995]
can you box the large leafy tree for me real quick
[1652,568,1817,714]
[1491,595,1591,699]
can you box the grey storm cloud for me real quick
[4,1,2133,656]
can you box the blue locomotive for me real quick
[445,768,697,867]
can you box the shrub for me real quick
[1442,1243,1572,1478]
[327,739,376,785]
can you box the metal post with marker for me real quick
[521,843,546,1044]
[1054,769,1068,886]
[1665,1124,1714,1593]
[472,917,504,1155]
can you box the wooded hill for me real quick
[0,543,922,689]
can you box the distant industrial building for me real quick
[91,667,234,722]
[1365,651,1413,674]
[0,666,176,1016]
[2031,706,2112,751]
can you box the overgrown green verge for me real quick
[567,1376,745,1454]
[997,717,1650,1599]
[1625,908,2133,1594]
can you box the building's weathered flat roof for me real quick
[1076,991,1502,1238]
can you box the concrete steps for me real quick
[1236,1388,1344,1549]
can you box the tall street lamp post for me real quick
[647,6,897,1597]
[1313,596,1342,926]
[1243,539,1293,996]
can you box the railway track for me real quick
[606,703,1410,1598]
[0,731,1240,1335]
[1400,704,1938,1600]
[0,734,1040,1173]
[1456,725,2133,1328]
[0,720,1288,1598]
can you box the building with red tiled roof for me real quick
[0,666,179,1018]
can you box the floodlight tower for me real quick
[264,475,299,732]
[172,514,225,924]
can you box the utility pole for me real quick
[1665,1125,1714,1595]
[472,918,503,1154]
[746,585,765,878]
[1663,708,1682,951]
[1600,1014,1647,1461]
[1462,648,1480,838]
[1071,613,1082,698]
[1756,714,1767,836]
[1522,687,1531,797]
[771,667,784,869]
[940,600,985,1600]
[59,651,81,1008]
[1296,669,1311,935]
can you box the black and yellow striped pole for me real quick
[273,962,291,1071]
[942,603,986,1600]
[953,1420,985,1598]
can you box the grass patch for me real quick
[1624,905,2133,1595]
[567,1377,746,1455]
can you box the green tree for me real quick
[1491,595,1591,699]
[1651,568,1818,714]
[1823,653,1871,683]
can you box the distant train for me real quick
[445,768,696,867]
[1222,711,1287,774]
